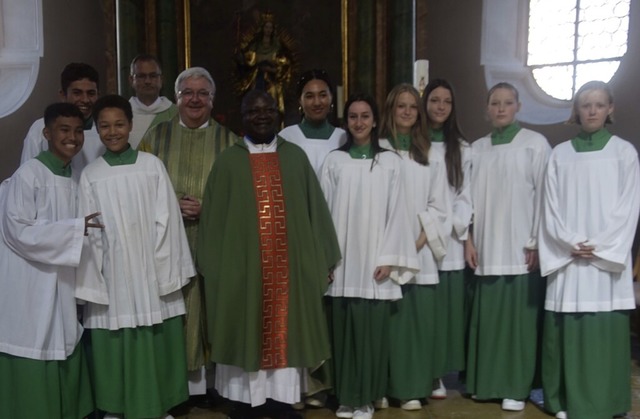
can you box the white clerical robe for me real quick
[0,160,85,360]
[471,128,551,275]
[129,96,177,149]
[431,140,473,271]
[320,150,420,300]
[20,117,105,179]
[278,125,346,177]
[380,140,451,284]
[539,136,640,312]
[75,152,194,329]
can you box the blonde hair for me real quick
[380,83,430,165]
[567,80,614,125]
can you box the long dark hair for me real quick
[423,79,467,190]
[338,93,386,169]
[380,83,430,165]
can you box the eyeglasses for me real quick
[178,89,213,101]
[132,73,161,80]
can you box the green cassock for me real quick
[197,137,341,372]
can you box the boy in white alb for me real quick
[0,103,101,418]
[75,95,194,419]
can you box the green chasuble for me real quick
[149,104,178,132]
[197,137,341,371]
[138,116,238,370]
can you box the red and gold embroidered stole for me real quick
[249,152,290,369]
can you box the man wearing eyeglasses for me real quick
[127,54,178,148]
[139,66,238,400]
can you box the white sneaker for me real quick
[430,378,447,399]
[291,401,305,410]
[400,399,422,410]
[556,411,567,419]
[501,398,525,411]
[373,396,389,409]
[353,404,374,419]
[336,405,354,418]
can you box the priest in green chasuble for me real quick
[138,67,239,396]
[197,90,340,417]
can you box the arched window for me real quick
[528,0,630,100]
[0,0,43,118]
[481,0,630,124]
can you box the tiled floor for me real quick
[176,331,640,419]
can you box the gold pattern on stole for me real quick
[249,153,290,369]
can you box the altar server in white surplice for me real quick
[377,83,451,412]
[464,82,551,412]
[76,95,194,419]
[539,80,640,419]
[321,93,419,419]
[422,79,472,399]
[279,69,346,177]
[0,103,101,419]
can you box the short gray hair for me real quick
[174,67,216,97]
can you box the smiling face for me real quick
[60,78,99,120]
[300,79,332,124]
[242,94,279,142]
[576,88,613,133]
[177,76,214,128]
[347,100,375,146]
[43,116,85,164]
[96,107,132,153]
[393,91,419,134]
[426,86,453,128]
[487,87,520,128]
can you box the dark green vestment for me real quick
[197,137,341,372]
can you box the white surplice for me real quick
[471,128,551,275]
[278,125,347,177]
[75,152,194,329]
[539,136,640,312]
[380,140,451,284]
[431,140,473,271]
[0,160,85,360]
[320,150,420,300]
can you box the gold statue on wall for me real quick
[234,11,297,114]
